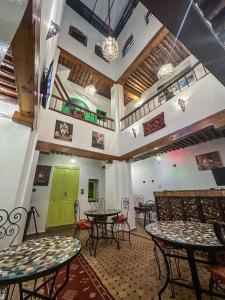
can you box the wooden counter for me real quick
[154,189,225,223]
[154,190,225,197]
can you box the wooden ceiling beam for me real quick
[124,89,140,101]
[130,73,150,90]
[127,76,147,91]
[36,140,119,161]
[123,85,142,98]
[11,0,34,122]
[134,69,155,86]
[59,47,114,86]
[118,27,169,85]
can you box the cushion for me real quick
[112,214,128,223]
[76,219,91,230]
[206,265,225,282]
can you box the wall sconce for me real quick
[155,154,161,162]
[132,128,137,138]
[70,156,76,164]
[178,99,186,112]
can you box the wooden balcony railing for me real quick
[49,95,115,131]
[120,62,209,130]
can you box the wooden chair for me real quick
[112,197,131,245]
[205,222,225,298]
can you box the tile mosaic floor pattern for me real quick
[10,226,222,299]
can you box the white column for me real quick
[111,83,125,132]
[105,160,135,230]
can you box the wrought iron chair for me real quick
[205,222,225,298]
[0,207,28,299]
[73,201,92,254]
[112,197,131,245]
[143,200,157,227]
[89,198,108,251]
[133,194,144,226]
[0,207,28,249]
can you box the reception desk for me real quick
[154,190,225,223]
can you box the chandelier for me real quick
[102,0,119,62]
[85,84,96,96]
[157,63,174,80]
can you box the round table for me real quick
[84,209,121,256]
[0,236,81,299]
[146,221,224,300]
[84,209,121,218]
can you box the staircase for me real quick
[0,50,18,104]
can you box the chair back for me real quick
[74,201,80,222]
[97,198,106,211]
[214,222,225,245]
[133,195,144,207]
[0,207,28,249]
[145,200,156,210]
[121,197,129,217]
[90,198,106,211]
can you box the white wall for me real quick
[58,5,116,80]
[58,3,162,81]
[114,2,162,79]
[120,73,225,155]
[55,64,111,116]
[0,116,31,210]
[29,153,105,233]
[38,108,119,156]
[131,138,225,201]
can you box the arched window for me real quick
[145,11,153,25]
[69,26,87,46]
[123,35,134,57]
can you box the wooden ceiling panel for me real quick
[58,47,114,100]
[119,27,189,105]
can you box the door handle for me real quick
[64,191,67,197]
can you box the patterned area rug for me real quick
[47,254,114,300]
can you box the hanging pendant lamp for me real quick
[102,0,119,62]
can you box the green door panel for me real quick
[46,167,80,228]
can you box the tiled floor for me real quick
[15,225,221,300]
[42,225,219,299]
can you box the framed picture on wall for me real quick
[54,120,73,142]
[34,165,52,186]
[92,131,104,150]
[195,151,223,171]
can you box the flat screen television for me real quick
[212,167,225,186]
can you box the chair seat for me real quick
[76,219,91,230]
[206,265,225,282]
[112,214,128,223]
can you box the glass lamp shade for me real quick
[85,84,96,96]
[155,154,161,162]
[102,36,119,62]
[157,63,174,80]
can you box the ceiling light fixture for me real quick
[85,84,96,96]
[157,63,174,80]
[70,156,76,164]
[155,154,162,162]
[102,0,119,62]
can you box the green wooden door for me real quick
[62,168,80,225]
[46,167,80,228]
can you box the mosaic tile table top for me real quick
[146,221,224,248]
[84,209,121,217]
[0,236,81,284]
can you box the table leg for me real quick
[186,249,202,300]
[153,238,170,300]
